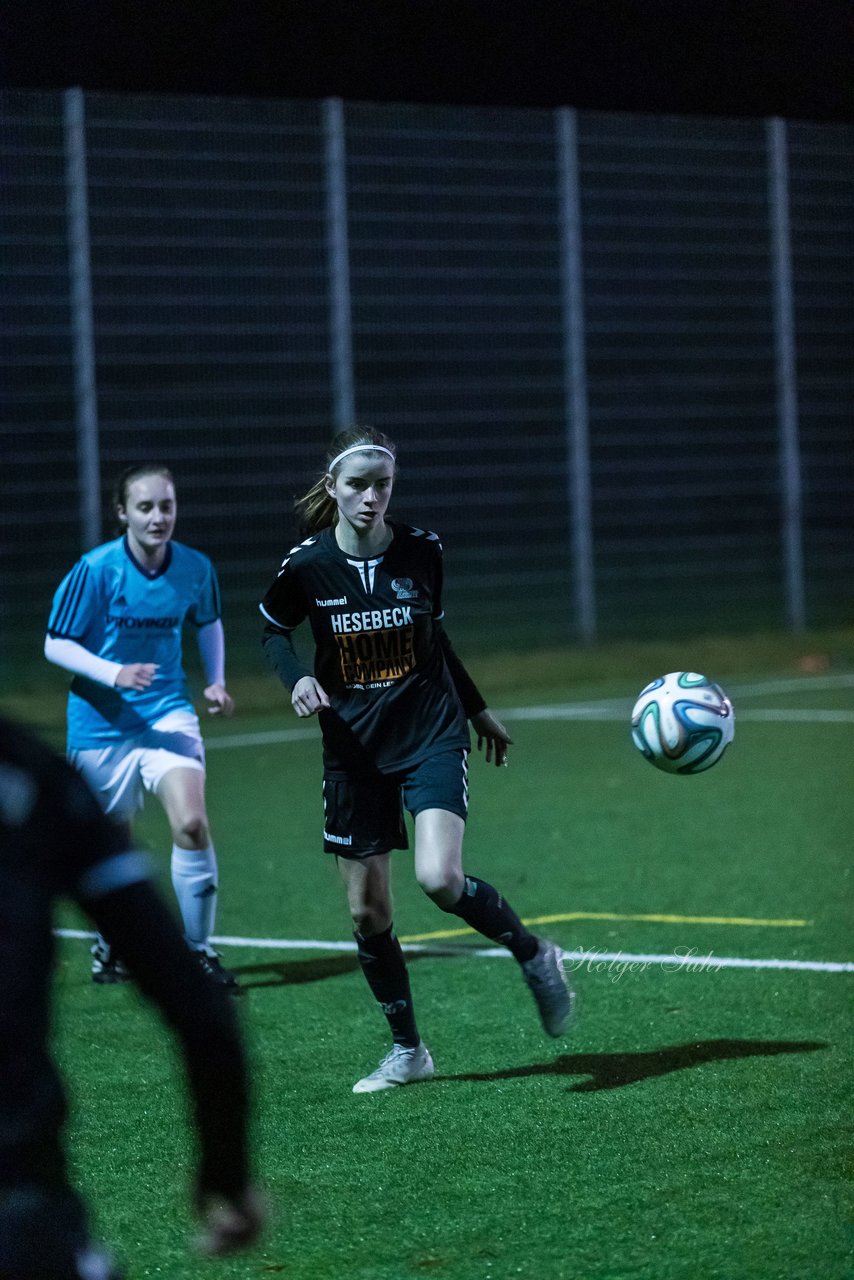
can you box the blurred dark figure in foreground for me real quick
[0,714,265,1280]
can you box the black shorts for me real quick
[322,748,469,859]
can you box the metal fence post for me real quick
[323,97,356,430]
[556,108,596,643]
[767,116,806,633]
[63,87,101,550]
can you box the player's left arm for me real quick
[470,708,513,767]
[191,561,234,717]
[430,537,512,768]
[436,627,512,766]
[196,619,234,717]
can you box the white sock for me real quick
[170,844,218,951]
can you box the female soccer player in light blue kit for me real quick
[45,464,237,988]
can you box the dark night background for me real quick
[2,0,853,121]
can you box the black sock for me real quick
[355,925,420,1048]
[447,876,539,963]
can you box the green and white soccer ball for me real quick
[631,671,734,775]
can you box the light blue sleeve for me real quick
[187,558,222,628]
[47,558,100,640]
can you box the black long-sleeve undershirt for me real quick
[261,623,311,693]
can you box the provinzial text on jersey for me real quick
[106,615,180,628]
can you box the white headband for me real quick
[328,443,396,472]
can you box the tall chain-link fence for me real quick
[2,90,852,669]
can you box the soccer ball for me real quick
[631,671,734,775]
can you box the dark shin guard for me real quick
[448,875,538,962]
[355,925,420,1048]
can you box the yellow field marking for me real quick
[397,910,811,944]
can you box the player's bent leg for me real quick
[413,808,465,907]
[156,765,211,850]
[155,768,236,990]
[414,810,575,1038]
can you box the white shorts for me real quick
[70,709,206,820]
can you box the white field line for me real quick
[205,673,854,748]
[54,929,854,973]
[500,706,854,723]
[736,709,854,723]
[206,707,854,747]
[728,674,854,697]
[206,727,318,749]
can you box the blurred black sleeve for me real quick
[88,881,250,1200]
[436,623,487,718]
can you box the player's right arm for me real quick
[45,558,157,690]
[290,673,331,717]
[44,636,157,690]
[261,623,330,717]
[259,554,330,715]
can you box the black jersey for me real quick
[260,521,483,776]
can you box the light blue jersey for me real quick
[47,536,222,748]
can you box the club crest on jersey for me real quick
[390,577,418,600]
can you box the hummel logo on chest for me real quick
[316,596,348,607]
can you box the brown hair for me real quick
[295,427,397,534]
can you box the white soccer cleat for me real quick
[352,1041,435,1093]
[90,941,131,985]
[521,938,576,1037]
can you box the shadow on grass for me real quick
[230,946,460,991]
[440,1038,829,1092]
[231,955,361,988]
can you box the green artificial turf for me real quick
[10,633,854,1278]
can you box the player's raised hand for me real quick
[116,662,158,691]
[292,675,331,718]
[471,708,513,767]
[195,1185,266,1257]
[204,683,235,717]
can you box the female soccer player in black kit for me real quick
[260,426,574,1093]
